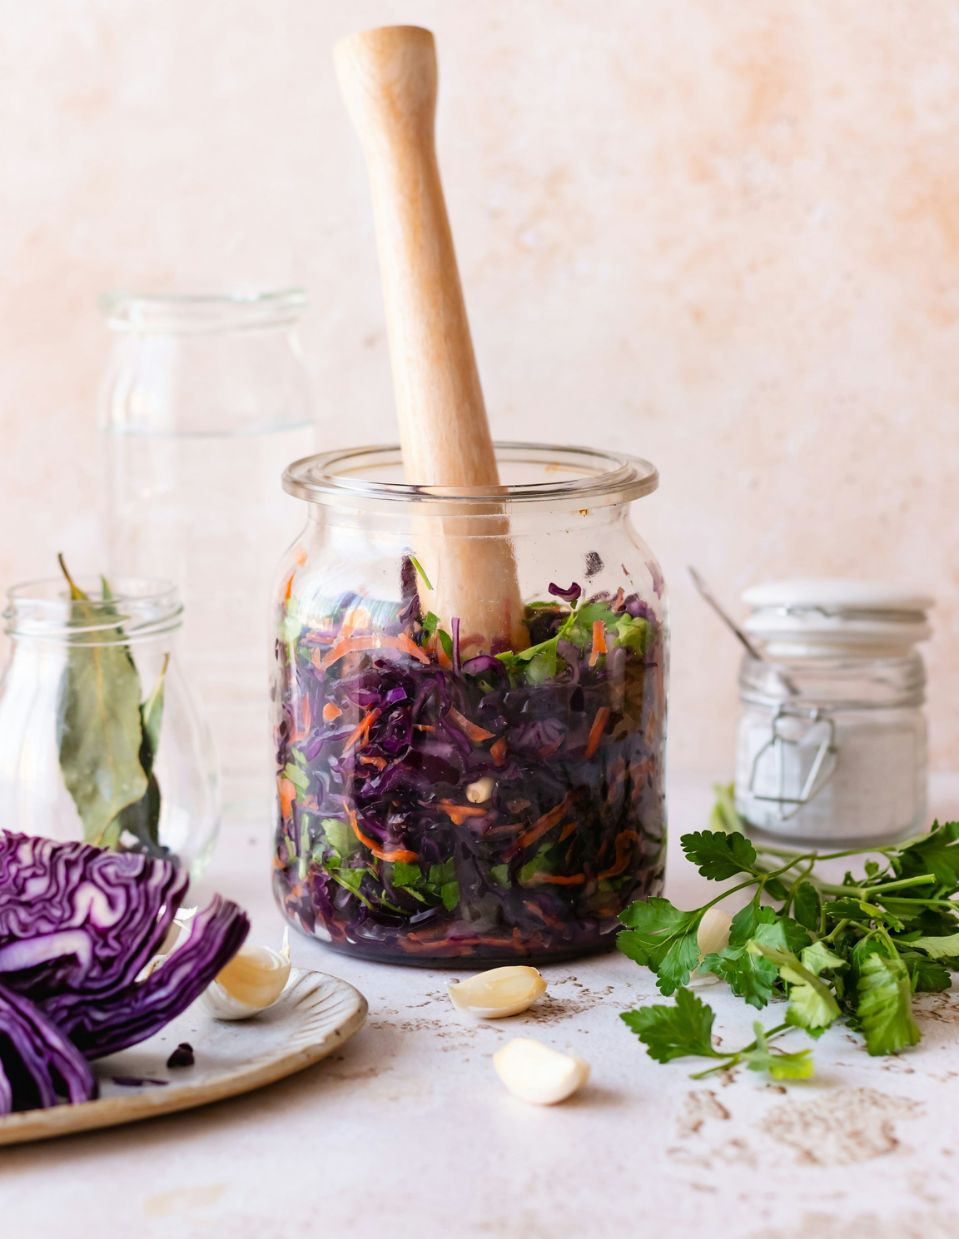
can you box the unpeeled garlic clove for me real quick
[448,966,546,1019]
[493,1038,589,1105]
[696,907,733,958]
[201,931,292,1021]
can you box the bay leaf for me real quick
[55,556,148,848]
[114,654,170,856]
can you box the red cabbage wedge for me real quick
[0,831,249,1114]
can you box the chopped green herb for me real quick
[408,555,433,591]
[618,785,959,1079]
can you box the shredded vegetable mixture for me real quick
[273,572,666,963]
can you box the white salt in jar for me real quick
[734,581,933,846]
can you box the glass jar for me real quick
[98,290,315,818]
[734,580,932,846]
[0,575,218,874]
[271,443,668,965]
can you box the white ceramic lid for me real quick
[742,579,933,655]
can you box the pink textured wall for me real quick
[1,1,957,776]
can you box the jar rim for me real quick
[282,442,659,508]
[99,288,307,335]
[5,576,183,644]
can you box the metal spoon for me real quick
[688,566,799,695]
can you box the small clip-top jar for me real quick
[734,580,932,846]
[271,443,668,965]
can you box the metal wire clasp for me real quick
[747,704,839,821]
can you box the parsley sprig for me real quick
[619,786,959,1079]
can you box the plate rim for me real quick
[0,968,368,1147]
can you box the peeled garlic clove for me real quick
[201,932,292,1021]
[696,907,733,958]
[493,1038,589,1106]
[448,966,547,1019]
[466,776,495,804]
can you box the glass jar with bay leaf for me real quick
[0,559,218,874]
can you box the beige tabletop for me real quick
[4,774,959,1239]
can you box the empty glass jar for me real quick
[271,443,668,965]
[98,289,315,818]
[0,574,218,874]
[734,580,933,845]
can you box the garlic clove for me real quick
[201,933,292,1021]
[696,907,733,958]
[493,1038,589,1105]
[448,966,547,1019]
[465,776,495,805]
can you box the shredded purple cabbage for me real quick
[273,576,666,963]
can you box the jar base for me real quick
[291,927,621,970]
[741,815,923,851]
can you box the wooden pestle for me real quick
[334,25,527,651]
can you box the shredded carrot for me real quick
[358,753,387,771]
[598,830,641,880]
[283,571,296,604]
[278,777,296,821]
[526,872,587,887]
[436,800,489,826]
[513,793,574,854]
[322,701,342,723]
[342,707,381,754]
[588,619,608,668]
[490,737,507,766]
[446,706,495,744]
[558,819,578,843]
[316,632,430,672]
[584,706,610,759]
[346,806,418,864]
[339,605,372,636]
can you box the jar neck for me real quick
[739,651,926,710]
[302,498,631,537]
[5,578,183,647]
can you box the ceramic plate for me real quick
[0,968,367,1147]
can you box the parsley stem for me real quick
[688,1022,793,1079]
[813,874,936,898]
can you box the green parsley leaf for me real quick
[749,941,840,1033]
[902,952,952,993]
[390,861,423,888]
[703,947,778,1009]
[895,821,959,890]
[906,930,959,960]
[741,1022,814,1081]
[800,941,846,977]
[320,817,355,858]
[792,880,822,932]
[620,987,719,1063]
[618,898,702,995]
[680,830,759,880]
[856,951,921,1056]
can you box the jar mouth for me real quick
[282,442,659,508]
[99,288,307,335]
[5,577,183,644]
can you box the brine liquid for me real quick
[102,422,315,819]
